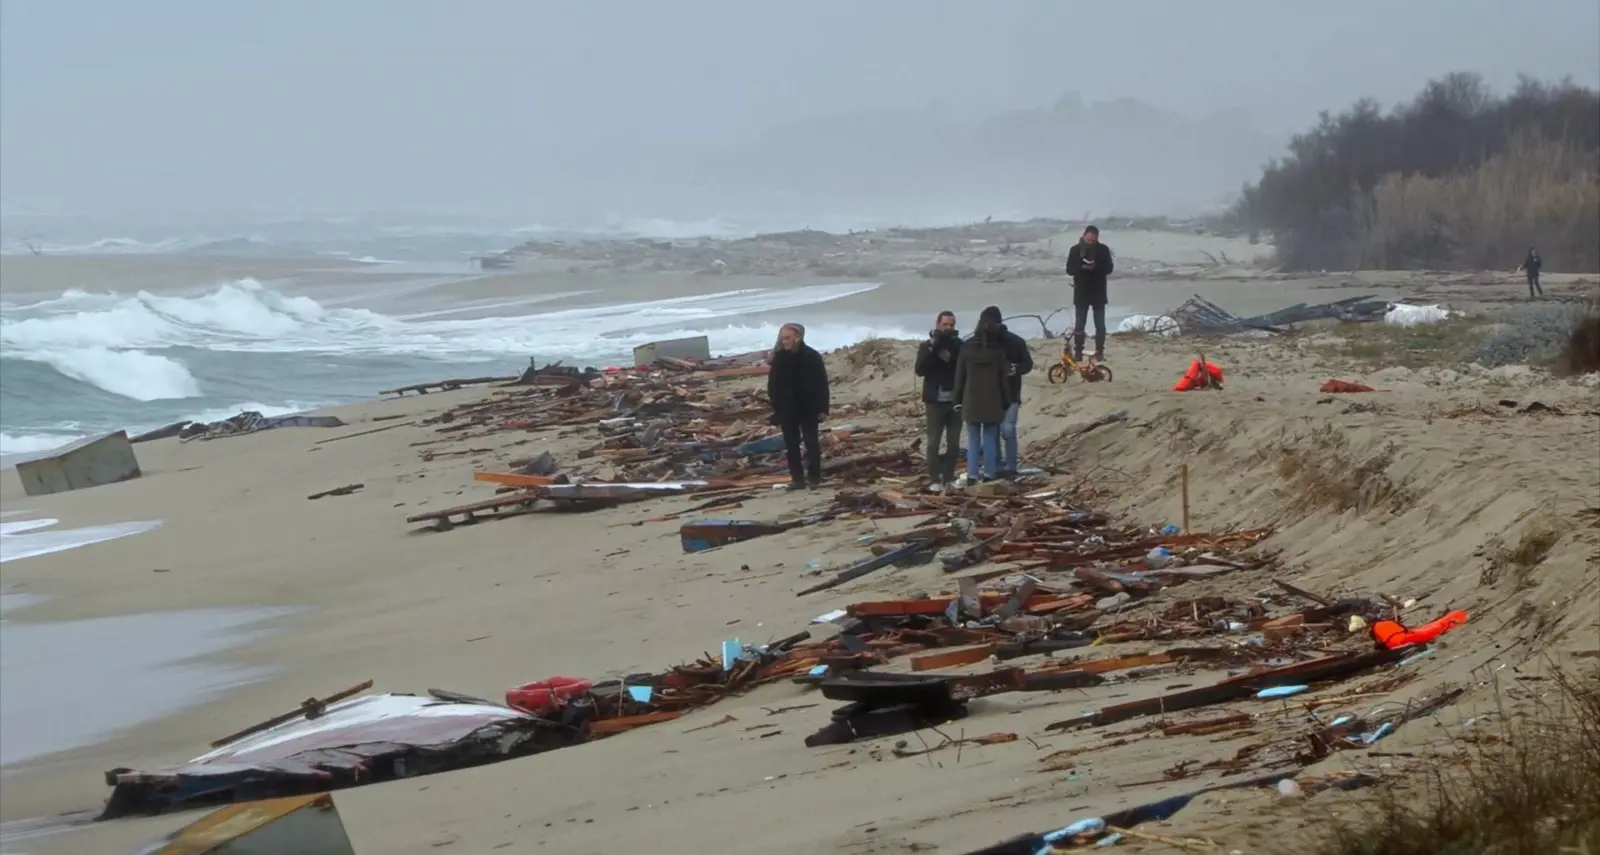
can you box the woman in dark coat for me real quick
[952,308,1013,483]
[767,323,830,488]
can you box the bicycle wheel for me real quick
[1093,364,1114,382]
[1047,363,1068,384]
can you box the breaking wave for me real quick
[0,279,914,447]
[0,278,896,365]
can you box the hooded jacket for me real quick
[1066,241,1115,306]
[767,343,830,421]
[953,331,1013,424]
[914,332,963,404]
[997,324,1033,404]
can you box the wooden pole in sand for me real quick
[1180,463,1191,534]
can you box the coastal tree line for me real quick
[1231,73,1600,272]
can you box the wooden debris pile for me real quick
[1170,293,1389,334]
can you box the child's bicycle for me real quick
[1046,336,1113,384]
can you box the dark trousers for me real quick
[1073,303,1107,359]
[780,416,822,482]
[924,401,961,483]
[1527,271,1543,298]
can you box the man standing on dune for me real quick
[768,322,829,490]
[914,310,963,492]
[1065,225,1115,362]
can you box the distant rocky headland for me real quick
[483,217,1270,282]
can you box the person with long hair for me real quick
[952,307,1013,484]
[766,323,830,489]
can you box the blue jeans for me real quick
[965,422,1000,480]
[999,403,1020,474]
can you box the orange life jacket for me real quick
[1371,610,1468,649]
[1172,360,1225,392]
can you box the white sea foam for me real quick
[0,278,910,366]
[0,517,164,564]
[0,400,323,464]
[25,346,201,401]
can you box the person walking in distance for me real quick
[952,307,1013,484]
[1065,225,1115,361]
[914,310,963,492]
[767,323,829,489]
[1520,247,1544,299]
[988,305,1034,479]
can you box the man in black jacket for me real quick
[1065,225,1115,362]
[914,310,963,491]
[985,305,1034,478]
[767,322,830,489]
[1521,247,1544,298]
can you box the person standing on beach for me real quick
[952,307,1013,484]
[1520,247,1544,299]
[1065,225,1115,361]
[989,305,1034,479]
[914,310,963,492]
[767,323,829,489]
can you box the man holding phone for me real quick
[914,310,963,491]
[1065,225,1115,362]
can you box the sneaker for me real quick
[925,481,945,494]
[806,476,823,490]
[786,479,806,491]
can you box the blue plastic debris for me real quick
[721,638,742,671]
[627,685,653,703]
[1043,817,1106,843]
[1096,832,1124,847]
[1398,648,1434,668]
[1256,684,1310,699]
[1360,722,1395,744]
[808,664,829,677]
[735,435,787,456]
[1161,523,1182,535]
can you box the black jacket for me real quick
[768,344,830,421]
[914,333,963,404]
[1066,241,1115,306]
[998,324,1033,404]
[1524,251,1542,273]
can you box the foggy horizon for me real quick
[2,0,1597,225]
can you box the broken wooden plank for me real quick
[307,483,364,500]
[474,471,558,488]
[910,644,997,672]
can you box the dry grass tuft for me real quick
[836,337,904,379]
[1310,669,1600,855]
[1562,312,1600,375]
[1321,317,1491,369]
[1260,425,1413,518]
[1480,517,1564,590]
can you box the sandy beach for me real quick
[2,233,1597,854]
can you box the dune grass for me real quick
[1311,670,1600,855]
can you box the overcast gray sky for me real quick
[3,0,1597,220]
